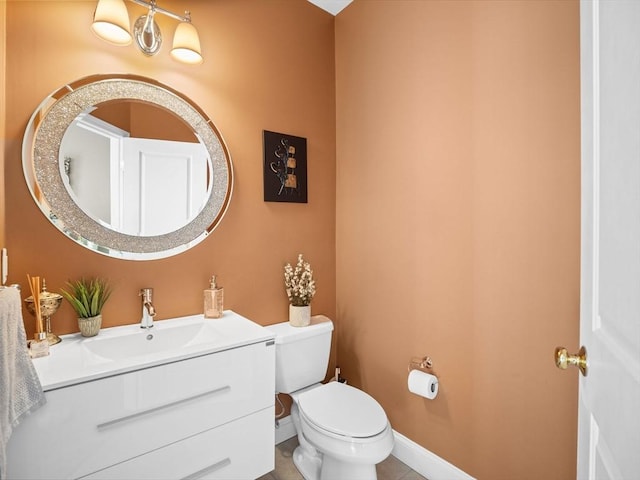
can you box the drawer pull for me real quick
[97,385,231,430]
[181,457,231,480]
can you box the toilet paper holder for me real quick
[408,356,433,372]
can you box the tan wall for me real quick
[335,1,580,479]
[1,0,6,249]
[4,0,336,335]
[93,102,196,142]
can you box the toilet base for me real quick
[293,443,379,480]
[293,445,322,480]
[320,455,377,480]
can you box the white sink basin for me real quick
[32,312,275,391]
[82,321,220,361]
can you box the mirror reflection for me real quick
[60,102,211,236]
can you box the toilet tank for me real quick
[265,316,334,394]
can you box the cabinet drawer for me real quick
[7,340,275,480]
[82,407,274,480]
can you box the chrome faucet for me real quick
[139,288,156,329]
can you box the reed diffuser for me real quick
[27,274,49,358]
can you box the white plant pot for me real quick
[289,305,311,327]
[78,314,102,337]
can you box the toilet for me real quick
[266,316,394,480]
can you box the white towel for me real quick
[0,287,46,480]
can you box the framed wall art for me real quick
[263,130,308,203]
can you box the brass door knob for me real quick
[555,346,588,377]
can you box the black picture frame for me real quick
[263,130,308,203]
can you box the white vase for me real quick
[289,305,311,327]
[78,314,102,337]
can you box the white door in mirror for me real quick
[120,138,209,236]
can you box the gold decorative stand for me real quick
[25,279,63,345]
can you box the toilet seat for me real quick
[297,382,388,438]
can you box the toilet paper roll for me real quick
[407,369,439,399]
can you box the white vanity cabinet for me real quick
[7,314,275,480]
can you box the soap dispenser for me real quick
[204,275,223,319]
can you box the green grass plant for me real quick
[60,277,112,318]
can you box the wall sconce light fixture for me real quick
[91,0,203,64]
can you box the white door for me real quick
[119,138,209,236]
[571,0,640,478]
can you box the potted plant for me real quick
[284,254,316,327]
[60,277,112,337]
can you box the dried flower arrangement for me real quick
[284,254,316,306]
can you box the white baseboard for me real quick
[391,430,475,480]
[275,415,297,444]
[274,416,474,480]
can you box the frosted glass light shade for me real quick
[92,0,132,46]
[171,22,203,64]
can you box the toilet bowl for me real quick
[292,381,394,480]
[267,318,394,480]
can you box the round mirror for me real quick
[23,74,233,260]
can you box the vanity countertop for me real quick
[31,311,275,391]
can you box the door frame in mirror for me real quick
[22,74,233,260]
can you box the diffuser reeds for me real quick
[27,274,43,334]
[27,274,50,357]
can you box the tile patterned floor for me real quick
[258,436,427,480]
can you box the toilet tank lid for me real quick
[265,316,333,344]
